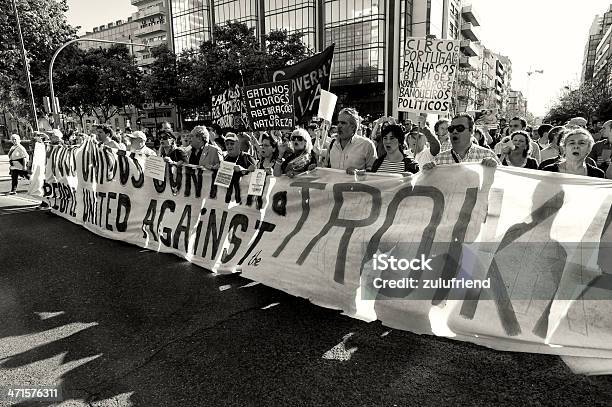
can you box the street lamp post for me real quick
[11,0,39,132]
[49,38,148,129]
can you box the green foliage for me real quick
[144,21,309,122]
[544,80,610,124]
[54,45,144,124]
[0,0,77,122]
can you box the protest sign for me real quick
[398,37,460,114]
[317,89,337,122]
[243,80,294,130]
[247,169,267,196]
[144,156,167,181]
[214,161,235,188]
[211,85,245,129]
[273,44,334,123]
[36,141,612,375]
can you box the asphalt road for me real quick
[0,174,612,406]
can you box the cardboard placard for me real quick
[243,81,295,130]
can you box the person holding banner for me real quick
[274,128,317,178]
[258,133,280,174]
[369,125,418,175]
[541,128,604,178]
[95,124,123,150]
[187,126,223,170]
[223,133,257,173]
[157,130,187,164]
[407,129,436,168]
[499,131,538,169]
[325,107,377,174]
[127,131,157,156]
[424,113,500,170]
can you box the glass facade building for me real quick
[167,0,460,116]
[171,0,212,54]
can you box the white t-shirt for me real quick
[413,147,436,169]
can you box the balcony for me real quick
[461,22,479,42]
[135,22,167,37]
[496,61,504,76]
[460,40,479,57]
[138,56,157,66]
[459,55,479,70]
[131,0,148,5]
[461,5,480,26]
[133,4,167,21]
[137,39,166,52]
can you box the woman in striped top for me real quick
[370,124,419,175]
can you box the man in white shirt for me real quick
[127,131,157,156]
[95,124,124,149]
[324,107,377,174]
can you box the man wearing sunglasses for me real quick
[324,107,377,174]
[423,113,499,170]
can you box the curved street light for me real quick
[48,38,149,119]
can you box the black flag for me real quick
[272,44,335,123]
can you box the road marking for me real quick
[239,282,260,289]
[322,332,358,361]
[261,302,280,310]
[219,284,232,291]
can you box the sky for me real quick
[65,0,612,117]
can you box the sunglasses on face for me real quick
[291,136,305,142]
[448,124,467,133]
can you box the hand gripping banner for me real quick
[34,141,612,375]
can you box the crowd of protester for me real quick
[7,110,612,196]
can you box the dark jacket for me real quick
[541,162,605,178]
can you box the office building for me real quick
[582,6,612,83]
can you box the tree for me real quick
[0,0,77,124]
[544,80,610,124]
[163,22,309,121]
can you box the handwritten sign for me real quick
[243,81,295,130]
[211,85,245,130]
[247,169,267,196]
[214,161,235,188]
[144,156,167,181]
[398,37,460,114]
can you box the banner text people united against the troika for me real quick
[33,141,612,375]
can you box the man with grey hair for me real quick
[324,107,377,174]
[127,131,157,155]
[588,119,612,175]
[188,125,223,170]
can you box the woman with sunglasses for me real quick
[157,129,187,163]
[370,124,419,174]
[274,128,317,178]
[541,128,604,178]
[500,131,538,169]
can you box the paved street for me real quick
[0,169,611,407]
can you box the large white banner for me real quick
[36,141,612,375]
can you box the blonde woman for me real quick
[541,128,604,178]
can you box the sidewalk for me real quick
[0,155,41,207]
